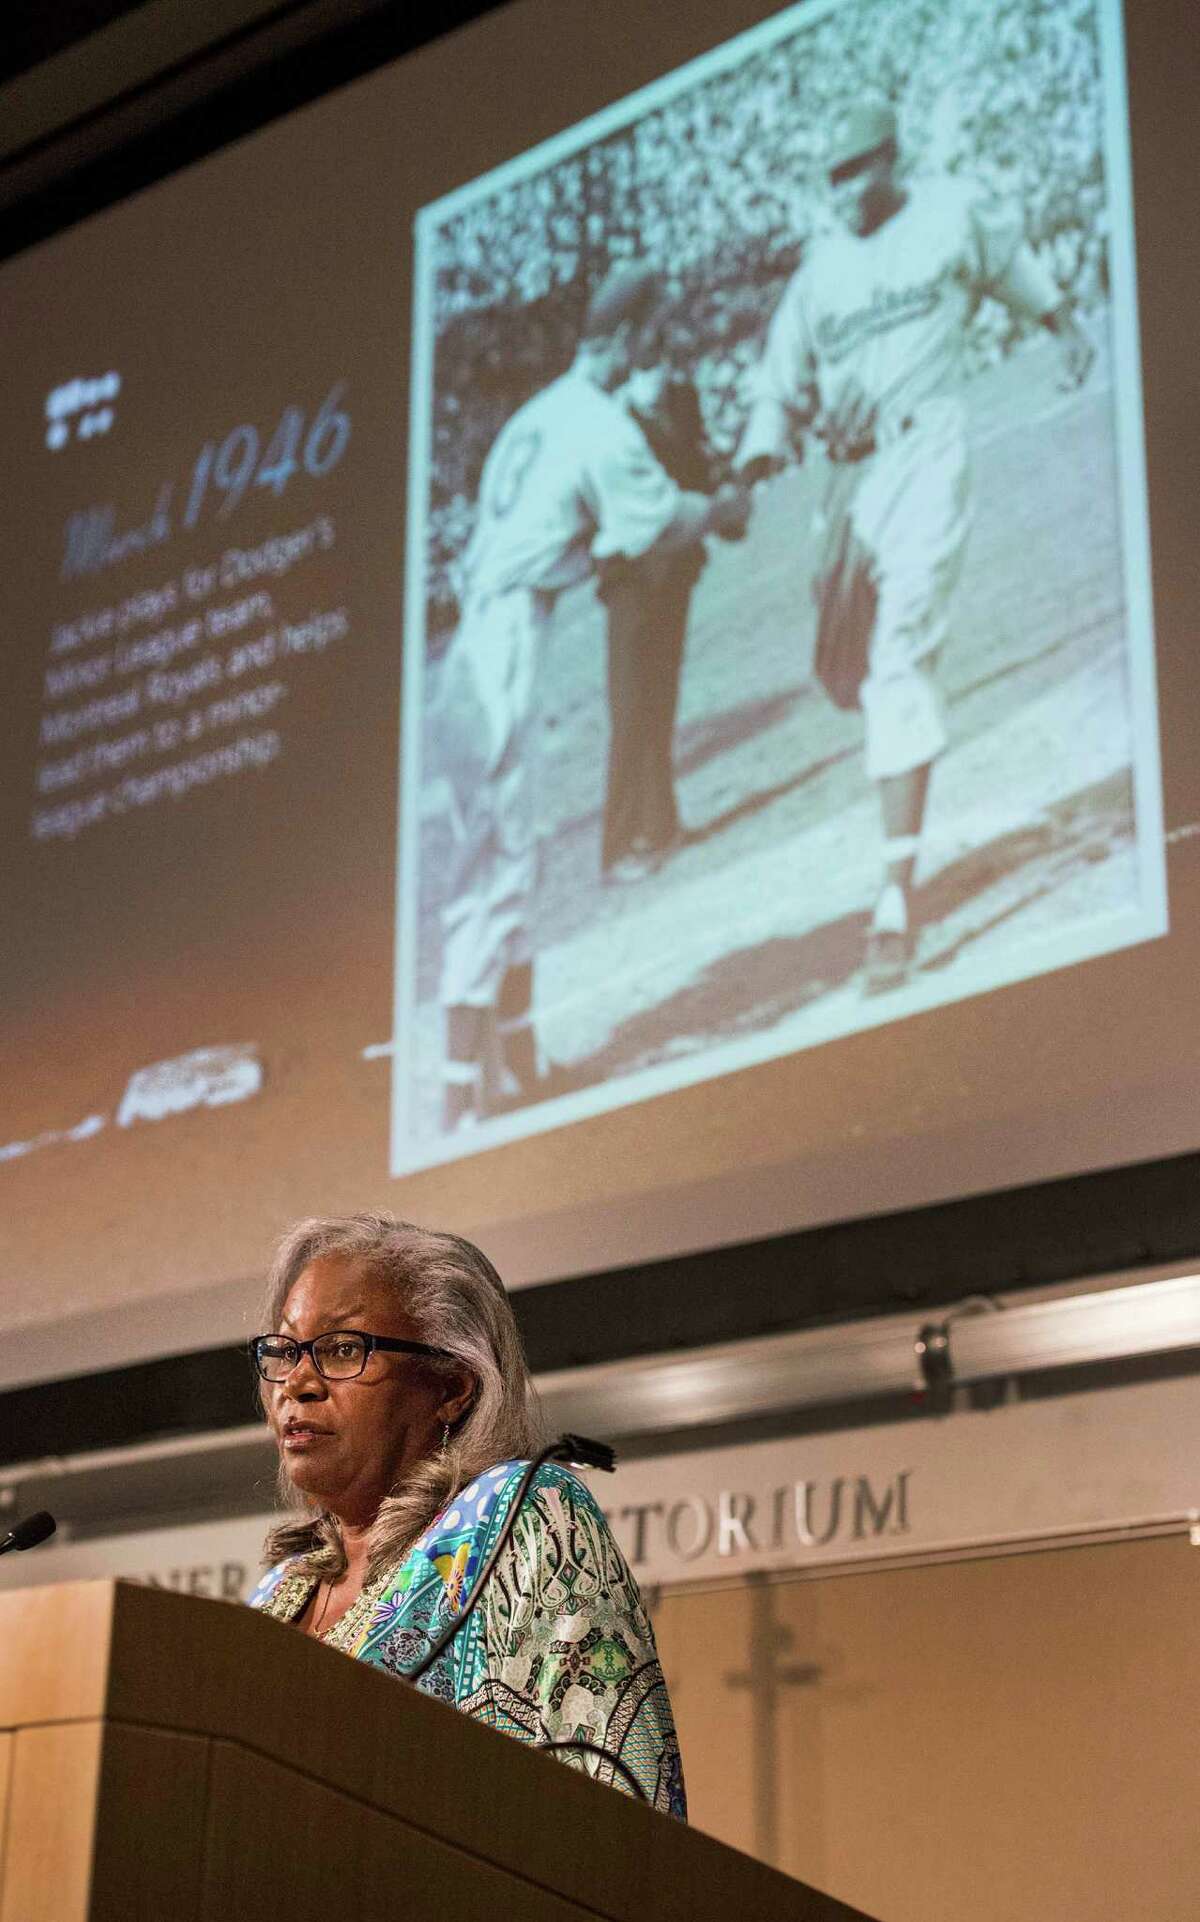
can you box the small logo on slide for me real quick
[45,372,122,451]
[0,1044,265,1172]
[116,1044,264,1128]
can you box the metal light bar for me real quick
[950,1273,1200,1380]
[534,1312,921,1439]
[534,1272,1200,1440]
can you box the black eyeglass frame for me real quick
[249,1329,455,1382]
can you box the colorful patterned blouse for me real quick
[248,1459,686,1817]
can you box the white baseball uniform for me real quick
[438,367,681,1011]
[741,175,1055,779]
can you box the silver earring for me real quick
[440,1421,451,1453]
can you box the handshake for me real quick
[708,478,754,542]
[732,376,879,479]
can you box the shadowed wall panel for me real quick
[654,1533,1199,1920]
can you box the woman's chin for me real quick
[280,1454,334,1503]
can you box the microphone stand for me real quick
[403,1435,651,1804]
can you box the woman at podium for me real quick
[246,1211,685,1816]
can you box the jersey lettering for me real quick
[815,268,950,363]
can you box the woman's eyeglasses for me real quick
[249,1330,454,1383]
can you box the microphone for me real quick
[554,1433,616,1474]
[0,1511,57,1557]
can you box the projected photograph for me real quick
[393,0,1163,1171]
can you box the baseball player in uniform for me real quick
[437,264,750,1129]
[737,101,1094,992]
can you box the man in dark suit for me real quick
[599,324,716,881]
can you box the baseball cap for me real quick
[827,101,898,177]
[583,262,661,340]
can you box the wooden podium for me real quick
[0,1580,875,1922]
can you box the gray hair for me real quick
[259,1212,544,1581]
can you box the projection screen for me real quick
[1,0,1195,1387]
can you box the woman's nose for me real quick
[279,1350,327,1398]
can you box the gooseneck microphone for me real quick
[404,1434,613,1685]
[403,1436,651,1803]
[0,1511,57,1556]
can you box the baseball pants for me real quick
[437,586,550,1012]
[849,395,971,781]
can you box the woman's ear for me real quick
[438,1369,477,1430]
